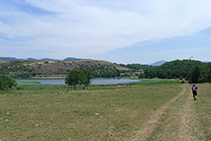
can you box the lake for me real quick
[17,78,140,85]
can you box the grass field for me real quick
[194,83,211,140]
[0,80,210,140]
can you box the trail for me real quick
[131,84,202,141]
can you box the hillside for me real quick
[0,58,9,63]
[0,60,120,78]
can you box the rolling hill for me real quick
[0,59,120,78]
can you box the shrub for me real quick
[139,73,146,78]
[0,75,17,91]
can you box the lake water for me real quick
[17,78,140,85]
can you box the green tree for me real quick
[65,69,92,90]
[116,69,120,77]
[207,63,211,82]
[0,75,17,91]
[139,73,146,78]
[65,69,80,90]
[191,66,201,83]
[199,63,211,82]
[78,70,85,89]
[83,69,92,89]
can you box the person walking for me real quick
[191,83,198,100]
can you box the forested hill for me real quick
[144,59,211,83]
[0,60,121,78]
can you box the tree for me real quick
[116,69,120,77]
[65,69,80,90]
[0,75,17,91]
[78,70,85,89]
[83,69,92,89]
[65,69,92,90]
[207,63,211,82]
[139,73,145,78]
[199,63,211,82]
[191,66,201,83]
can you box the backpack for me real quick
[192,86,197,91]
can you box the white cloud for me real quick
[1,0,211,59]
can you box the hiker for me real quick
[191,83,198,100]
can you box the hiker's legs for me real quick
[193,91,197,100]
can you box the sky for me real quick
[1,0,211,64]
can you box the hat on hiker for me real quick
[193,83,195,86]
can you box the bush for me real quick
[0,75,17,91]
[181,80,185,83]
[139,73,146,78]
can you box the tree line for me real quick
[118,63,149,70]
[141,59,211,83]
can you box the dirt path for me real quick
[131,84,202,141]
[178,86,196,140]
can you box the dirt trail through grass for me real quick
[132,84,203,141]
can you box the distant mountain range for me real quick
[150,60,167,66]
[1,57,208,66]
[1,57,166,66]
[0,57,89,62]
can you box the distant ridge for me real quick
[63,57,89,61]
[0,57,22,61]
[150,60,167,66]
[26,58,37,60]
[39,58,59,61]
[0,57,89,61]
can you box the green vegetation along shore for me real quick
[0,79,210,140]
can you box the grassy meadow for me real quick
[194,83,211,140]
[0,79,210,140]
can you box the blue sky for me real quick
[1,0,211,64]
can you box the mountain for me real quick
[0,57,23,61]
[0,57,37,61]
[0,57,88,61]
[63,57,89,61]
[150,60,167,66]
[26,58,37,60]
[40,58,59,61]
